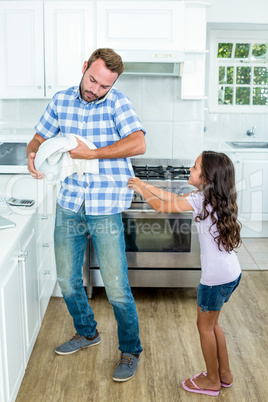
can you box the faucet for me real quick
[246,126,256,138]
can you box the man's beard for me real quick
[79,75,98,103]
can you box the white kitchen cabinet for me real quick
[0,1,44,98]
[181,52,207,99]
[44,1,94,98]
[0,240,24,402]
[234,153,268,221]
[181,1,208,99]
[0,217,39,402]
[35,181,57,319]
[184,2,207,52]
[36,212,56,320]
[96,1,185,51]
[0,1,94,99]
[19,225,40,362]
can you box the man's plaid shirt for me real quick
[35,86,145,215]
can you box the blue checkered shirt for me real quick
[35,86,145,215]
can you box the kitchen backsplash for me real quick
[205,110,268,143]
[0,75,204,160]
[1,71,267,159]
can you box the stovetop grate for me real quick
[132,162,191,181]
[133,165,166,180]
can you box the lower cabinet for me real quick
[234,153,268,220]
[0,240,24,402]
[0,200,57,401]
[0,218,40,402]
[20,225,40,362]
[36,211,56,320]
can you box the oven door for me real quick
[89,209,201,269]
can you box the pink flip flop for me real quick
[182,378,220,396]
[194,371,233,388]
[221,381,233,388]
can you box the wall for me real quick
[205,1,268,145]
[0,76,204,161]
[207,0,268,24]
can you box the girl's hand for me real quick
[127,177,144,194]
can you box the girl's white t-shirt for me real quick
[186,192,241,286]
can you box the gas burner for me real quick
[133,165,166,180]
[166,166,190,180]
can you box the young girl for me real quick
[128,151,242,397]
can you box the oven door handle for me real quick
[123,209,194,219]
[125,209,154,213]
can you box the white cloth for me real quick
[47,134,99,181]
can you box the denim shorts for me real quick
[197,273,242,312]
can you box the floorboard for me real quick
[16,271,268,402]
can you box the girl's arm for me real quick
[127,178,193,213]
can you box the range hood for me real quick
[117,50,184,77]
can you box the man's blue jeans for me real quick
[54,203,142,355]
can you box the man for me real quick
[27,48,146,382]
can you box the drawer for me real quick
[36,214,55,243]
[38,266,49,297]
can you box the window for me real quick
[209,30,268,113]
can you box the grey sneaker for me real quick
[55,330,100,355]
[113,353,140,382]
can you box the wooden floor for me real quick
[17,271,268,402]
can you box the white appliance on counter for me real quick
[0,139,29,173]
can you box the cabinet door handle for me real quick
[18,256,26,262]
[41,215,48,220]
[42,243,49,248]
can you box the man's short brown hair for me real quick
[86,48,124,76]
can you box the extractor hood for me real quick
[117,50,184,77]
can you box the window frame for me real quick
[208,29,268,113]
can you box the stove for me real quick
[132,158,192,181]
[131,158,195,206]
[83,157,201,298]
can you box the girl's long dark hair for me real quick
[195,151,242,252]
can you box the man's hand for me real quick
[26,133,46,179]
[69,138,96,160]
[27,151,44,179]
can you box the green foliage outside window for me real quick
[217,42,268,106]
[217,43,233,58]
[236,67,251,84]
[235,43,250,58]
[254,67,268,85]
[236,87,250,105]
[253,88,268,105]
[218,86,233,104]
[252,44,267,59]
[219,66,233,84]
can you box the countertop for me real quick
[0,174,56,268]
[204,140,268,153]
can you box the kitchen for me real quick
[0,0,268,401]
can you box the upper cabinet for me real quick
[0,1,94,99]
[181,1,209,99]
[0,1,44,98]
[96,1,185,51]
[44,1,94,98]
[0,1,208,100]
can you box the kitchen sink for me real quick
[227,141,268,149]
